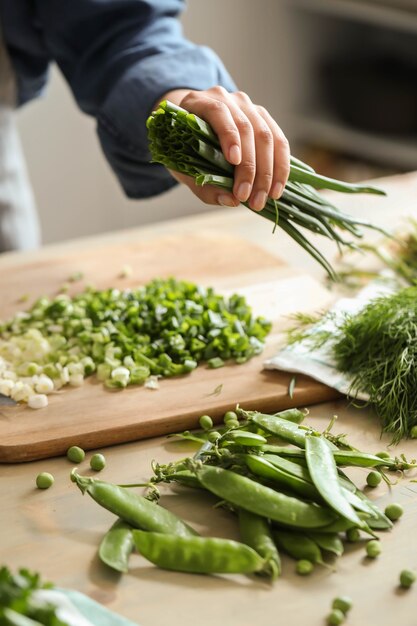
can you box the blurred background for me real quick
[15,0,417,246]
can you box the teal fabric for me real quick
[60,589,139,626]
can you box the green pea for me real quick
[295,559,313,576]
[366,471,382,488]
[332,596,353,614]
[36,472,54,489]
[90,453,106,471]
[327,609,345,625]
[400,569,416,588]
[225,419,240,429]
[198,414,213,431]
[224,410,238,424]
[208,431,221,443]
[385,503,404,521]
[346,528,360,543]
[132,530,266,574]
[67,446,86,464]
[366,539,381,558]
[410,426,417,439]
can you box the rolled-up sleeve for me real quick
[33,0,237,198]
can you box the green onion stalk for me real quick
[147,101,387,279]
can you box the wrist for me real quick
[152,89,192,112]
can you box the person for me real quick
[0,0,290,252]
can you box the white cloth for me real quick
[264,279,396,399]
[34,590,97,626]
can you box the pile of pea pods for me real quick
[72,407,415,579]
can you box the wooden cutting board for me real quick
[0,232,339,462]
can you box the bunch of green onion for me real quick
[147,101,386,279]
[0,278,271,408]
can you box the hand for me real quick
[154,87,290,211]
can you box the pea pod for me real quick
[163,470,202,489]
[245,454,321,502]
[133,530,266,574]
[99,519,134,573]
[261,445,306,458]
[72,472,197,537]
[244,411,308,447]
[332,450,396,469]
[312,512,374,535]
[273,408,307,424]
[263,454,312,482]
[238,509,281,580]
[262,454,377,518]
[261,445,397,470]
[274,529,324,564]
[195,465,336,528]
[305,436,365,528]
[307,532,344,557]
[353,490,393,530]
[225,431,267,447]
[336,469,388,524]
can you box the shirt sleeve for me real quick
[34,0,237,199]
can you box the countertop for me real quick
[2,171,417,626]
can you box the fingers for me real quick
[173,87,290,211]
[170,171,240,207]
[236,100,274,211]
[257,105,290,200]
[181,88,243,166]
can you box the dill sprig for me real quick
[287,287,417,443]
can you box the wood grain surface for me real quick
[0,232,338,463]
[2,172,417,626]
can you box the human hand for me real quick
[154,87,290,211]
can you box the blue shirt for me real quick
[0,0,236,198]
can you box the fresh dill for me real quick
[287,287,417,443]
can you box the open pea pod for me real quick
[305,435,366,529]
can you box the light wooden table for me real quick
[2,172,417,626]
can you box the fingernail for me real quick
[251,191,267,211]
[218,194,236,207]
[271,182,284,199]
[236,182,252,202]
[228,144,241,165]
